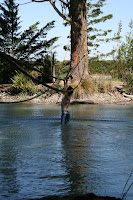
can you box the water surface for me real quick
[0,104,133,200]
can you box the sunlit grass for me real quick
[70,79,117,99]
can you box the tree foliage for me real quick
[87,0,113,57]
[0,0,21,82]
[0,0,21,56]
[0,0,58,83]
[53,0,115,60]
[116,19,133,94]
[14,21,58,61]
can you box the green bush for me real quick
[89,60,114,75]
[123,72,133,94]
[11,71,36,95]
[55,60,70,79]
[95,80,115,93]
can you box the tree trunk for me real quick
[70,0,89,81]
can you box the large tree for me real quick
[32,0,89,81]
[0,0,114,92]
[70,0,88,80]
[32,0,113,82]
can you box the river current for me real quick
[0,104,133,200]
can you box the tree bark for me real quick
[70,0,89,81]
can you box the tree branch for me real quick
[0,51,64,93]
[32,0,71,23]
[20,61,65,81]
[49,0,71,23]
[59,0,69,8]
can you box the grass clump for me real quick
[96,80,115,93]
[11,71,37,95]
[81,80,98,94]
[71,80,98,99]
[71,79,116,99]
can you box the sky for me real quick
[6,0,133,60]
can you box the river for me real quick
[0,104,133,200]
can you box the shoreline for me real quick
[0,91,133,105]
[0,82,133,105]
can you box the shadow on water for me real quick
[61,123,91,194]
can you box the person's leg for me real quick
[61,111,66,125]
[65,111,71,124]
[61,111,71,125]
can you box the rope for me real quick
[65,31,87,82]
[56,32,71,78]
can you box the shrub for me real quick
[81,80,98,94]
[71,80,98,99]
[123,72,133,94]
[11,71,36,95]
[96,80,115,93]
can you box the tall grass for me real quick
[11,71,37,95]
[70,80,97,99]
[70,79,115,99]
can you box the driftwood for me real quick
[123,93,133,100]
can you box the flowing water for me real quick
[0,104,133,200]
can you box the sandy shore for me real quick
[0,82,133,105]
[0,90,133,105]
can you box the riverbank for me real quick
[0,85,133,105]
[0,83,133,105]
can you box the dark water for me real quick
[0,104,133,200]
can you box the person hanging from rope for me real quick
[61,79,73,125]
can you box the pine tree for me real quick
[33,0,89,81]
[87,0,113,59]
[0,0,21,82]
[32,1,114,81]
[0,0,58,61]
[0,0,21,56]
[14,21,58,61]
[0,0,58,83]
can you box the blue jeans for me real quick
[61,111,71,125]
